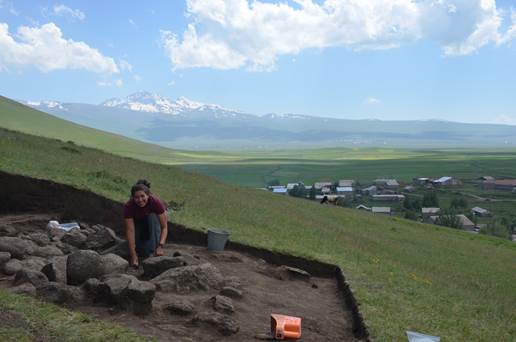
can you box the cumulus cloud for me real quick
[52,4,86,21]
[119,59,133,72]
[0,22,119,73]
[163,0,516,71]
[365,97,381,105]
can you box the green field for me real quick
[1,98,515,341]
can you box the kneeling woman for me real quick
[124,180,168,267]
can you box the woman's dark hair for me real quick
[131,179,151,196]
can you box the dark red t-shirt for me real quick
[123,195,166,220]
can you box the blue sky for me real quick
[1,0,516,124]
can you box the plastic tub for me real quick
[58,222,80,231]
[207,228,229,251]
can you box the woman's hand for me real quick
[154,246,164,256]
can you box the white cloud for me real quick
[97,79,123,87]
[365,97,381,105]
[164,0,516,71]
[133,74,142,81]
[0,0,18,16]
[0,22,118,73]
[494,115,516,126]
[119,59,133,72]
[52,4,86,21]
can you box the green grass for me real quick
[0,289,149,341]
[1,96,516,340]
[1,127,515,341]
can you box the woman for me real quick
[123,180,168,267]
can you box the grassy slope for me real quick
[1,127,515,341]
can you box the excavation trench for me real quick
[0,171,369,341]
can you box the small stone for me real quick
[273,266,311,282]
[14,269,49,288]
[82,278,101,298]
[164,298,196,316]
[11,282,37,296]
[224,276,241,289]
[0,251,11,265]
[85,225,118,251]
[26,232,51,246]
[211,295,234,314]
[31,245,64,258]
[189,311,239,336]
[100,240,129,259]
[101,253,128,275]
[41,256,67,283]
[142,256,187,278]
[48,228,66,240]
[220,286,243,299]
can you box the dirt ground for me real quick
[0,213,360,342]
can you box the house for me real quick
[315,194,339,201]
[314,182,333,190]
[321,187,332,194]
[338,180,355,187]
[375,179,400,189]
[471,207,490,217]
[433,176,459,186]
[372,207,391,215]
[286,183,302,190]
[336,186,354,195]
[493,179,516,191]
[414,177,432,185]
[403,185,416,193]
[422,207,440,217]
[362,185,377,196]
[305,185,313,190]
[478,176,495,181]
[268,185,286,190]
[372,194,405,201]
[356,204,371,211]
[427,214,475,231]
[272,188,288,195]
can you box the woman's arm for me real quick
[154,212,168,256]
[125,218,139,266]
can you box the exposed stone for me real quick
[172,251,201,266]
[189,311,239,336]
[220,286,243,299]
[151,263,224,294]
[48,227,66,240]
[85,225,118,251]
[0,251,11,265]
[224,276,242,289]
[0,236,36,259]
[142,256,187,278]
[31,245,64,258]
[61,230,87,249]
[273,266,311,282]
[164,298,196,316]
[0,224,17,236]
[55,241,78,254]
[67,250,103,285]
[100,240,130,259]
[2,258,22,275]
[96,274,134,304]
[82,278,101,298]
[36,282,85,304]
[41,256,67,283]
[11,282,37,296]
[101,253,128,275]
[211,295,234,314]
[14,269,49,288]
[26,232,51,246]
[126,278,156,315]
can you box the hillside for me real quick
[1,102,515,340]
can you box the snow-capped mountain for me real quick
[101,91,239,116]
[25,100,67,111]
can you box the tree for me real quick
[450,197,468,209]
[289,184,306,198]
[422,192,439,207]
[480,219,512,239]
[404,211,418,220]
[267,179,280,187]
[435,211,461,229]
[309,186,317,200]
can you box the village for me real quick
[265,176,516,242]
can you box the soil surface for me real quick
[0,213,359,342]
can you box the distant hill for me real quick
[21,91,516,150]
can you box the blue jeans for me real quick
[134,213,161,259]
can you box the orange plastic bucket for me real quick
[271,314,302,340]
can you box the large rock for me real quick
[220,286,243,299]
[55,241,78,254]
[61,230,87,249]
[2,258,22,275]
[96,274,155,315]
[36,282,85,304]
[85,225,118,251]
[48,227,66,241]
[0,251,11,265]
[142,256,187,278]
[14,269,49,288]
[2,257,47,275]
[31,245,64,258]
[67,250,103,285]
[100,240,130,259]
[0,237,36,259]
[0,224,17,236]
[101,253,128,275]
[151,263,224,294]
[172,251,201,266]
[41,256,67,283]
[189,311,239,336]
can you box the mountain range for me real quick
[21,91,516,150]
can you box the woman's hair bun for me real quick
[136,179,151,189]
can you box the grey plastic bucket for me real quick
[207,228,229,251]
